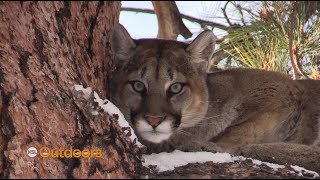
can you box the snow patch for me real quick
[234,156,285,171]
[142,150,233,172]
[74,85,143,147]
[290,165,319,178]
[74,85,92,100]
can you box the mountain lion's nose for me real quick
[145,115,165,128]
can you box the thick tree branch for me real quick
[121,7,229,31]
[288,1,309,79]
[151,1,192,40]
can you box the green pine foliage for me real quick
[219,1,320,79]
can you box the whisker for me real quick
[179,116,223,127]
[176,129,193,137]
[198,115,221,120]
[180,122,221,127]
[181,115,221,122]
[197,100,223,103]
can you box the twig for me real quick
[221,1,232,26]
[231,1,247,26]
[239,6,260,19]
[121,7,229,31]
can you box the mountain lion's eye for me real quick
[169,83,184,94]
[132,81,145,92]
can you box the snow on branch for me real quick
[74,84,144,148]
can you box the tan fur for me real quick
[109,24,320,172]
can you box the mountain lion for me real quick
[109,24,320,172]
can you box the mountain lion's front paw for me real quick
[200,142,224,153]
[177,141,223,153]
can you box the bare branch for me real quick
[121,7,229,31]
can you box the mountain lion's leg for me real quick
[233,143,320,173]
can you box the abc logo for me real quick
[27,147,38,157]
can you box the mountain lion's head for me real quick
[109,24,216,145]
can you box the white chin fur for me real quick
[136,120,173,143]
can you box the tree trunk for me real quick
[0,1,142,178]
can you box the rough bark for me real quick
[0,1,142,178]
[143,160,319,179]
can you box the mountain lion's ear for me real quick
[186,30,216,72]
[111,23,136,62]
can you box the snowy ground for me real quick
[74,85,319,178]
